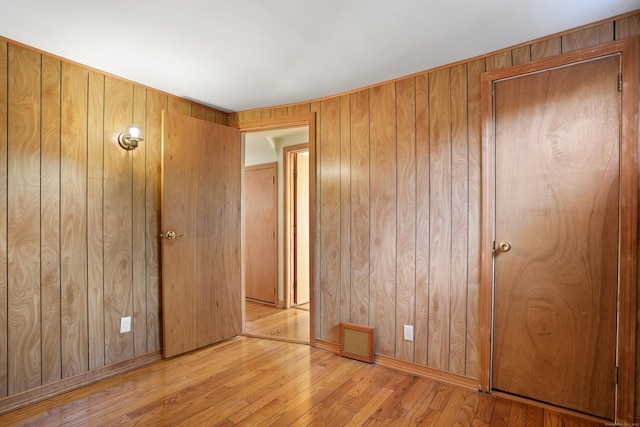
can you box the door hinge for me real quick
[293,226,297,235]
[293,281,297,291]
[293,170,298,179]
[272,176,275,184]
[618,73,623,91]
[272,231,276,239]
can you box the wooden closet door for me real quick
[161,111,242,358]
[492,55,620,419]
[245,163,277,304]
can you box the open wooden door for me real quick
[293,151,310,305]
[161,111,242,358]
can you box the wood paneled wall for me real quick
[232,11,640,411]
[0,10,638,418]
[0,39,229,398]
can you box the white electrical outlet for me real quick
[120,316,131,333]
[403,324,414,341]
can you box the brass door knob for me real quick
[161,231,185,240]
[498,241,511,252]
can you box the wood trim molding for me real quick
[374,354,478,391]
[316,338,477,391]
[234,113,317,346]
[479,37,638,423]
[0,350,163,415]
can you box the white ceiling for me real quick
[1,1,638,112]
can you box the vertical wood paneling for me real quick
[369,82,397,356]
[512,45,531,65]
[562,22,614,53]
[0,40,8,398]
[350,90,370,326]
[428,68,451,370]
[0,10,638,410]
[319,97,341,342]
[41,55,62,385]
[290,104,311,115]
[60,62,88,378]
[486,51,512,71]
[191,103,206,120]
[531,38,562,61]
[271,107,288,117]
[168,96,190,116]
[615,15,640,39]
[7,45,41,394]
[414,72,430,366]
[239,110,261,122]
[132,85,147,356]
[145,90,166,352]
[449,64,468,375]
[339,95,351,323]
[395,77,416,362]
[103,76,134,365]
[87,70,105,370]
[465,58,485,379]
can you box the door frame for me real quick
[479,37,638,422]
[283,143,310,309]
[232,113,317,345]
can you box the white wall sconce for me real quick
[118,124,144,150]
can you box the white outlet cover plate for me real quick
[403,324,414,341]
[120,316,131,333]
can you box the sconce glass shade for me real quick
[118,124,145,150]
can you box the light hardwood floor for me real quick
[245,300,310,343]
[0,309,607,426]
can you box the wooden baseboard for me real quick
[0,350,163,415]
[315,339,477,391]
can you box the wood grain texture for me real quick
[245,163,278,304]
[395,77,416,362]
[103,76,134,365]
[531,38,561,61]
[449,63,468,375]
[465,58,485,379]
[61,62,89,378]
[41,55,62,385]
[191,103,206,120]
[486,51,512,71]
[144,90,167,353]
[132,85,147,356]
[339,95,351,323]
[0,40,7,399]
[615,14,640,38]
[415,72,430,366]
[493,53,620,419]
[167,96,190,116]
[0,9,638,415]
[428,68,451,370]
[369,82,397,357]
[7,44,41,395]
[349,90,370,327]
[0,337,606,427]
[319,97,341,342]
[512,45,531,65]
[87,70,105,370]
[162,112,242,357]
[561,22,613,53]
